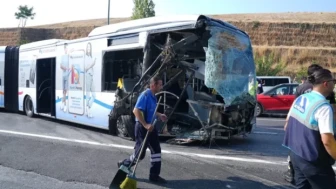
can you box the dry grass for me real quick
[31,18,130,29]
[29,12,336,29]
[253,46,336,76]
[211,12,336,23]
[27,13,336,48]
[231,22,336,47]
[7,12,336,75]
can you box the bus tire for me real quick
[109,115,132,140]
[108,116,118,136]
[122,115,135,141]
[108,101,126,136]
[24,96,34,118]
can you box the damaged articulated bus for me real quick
[0,15,257,145]
[107,15,257,144]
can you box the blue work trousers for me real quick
[122,122,161,178]
[290,152,336,189]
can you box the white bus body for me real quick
[2,15,257,142]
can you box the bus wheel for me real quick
[108,116,118,136]
[122,115,135,141]
[109,115,134,140]
[24,96,34,117]
[117,116,130,138]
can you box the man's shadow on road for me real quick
[136,176,294,189]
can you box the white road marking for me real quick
[253,131,278,135]
[0,129,335,171]
[257,118,285,122]
[162,150,284,165]
[0,129,134,149]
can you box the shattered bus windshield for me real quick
[205,25,256,106]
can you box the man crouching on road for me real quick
[118,75,167,184]
[283,68,336,189]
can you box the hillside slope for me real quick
[32,12,336,28]
[1,12,336,75]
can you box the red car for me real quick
[256,83,299,116]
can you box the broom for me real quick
[119,95,162,189]
[109,96,162,189]
[120,119,157,189]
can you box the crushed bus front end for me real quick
[108,16,257,144]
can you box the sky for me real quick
[0,0,335,28]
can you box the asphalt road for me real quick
[0,111,298,189]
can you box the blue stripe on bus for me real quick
[94,98,113,109]
[55,96,113,110]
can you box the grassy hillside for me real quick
[32,12,336,28]
[19,12,336,75]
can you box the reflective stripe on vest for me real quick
[290,98,327,131]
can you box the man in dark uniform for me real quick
[283,68,336,189]
[284,64,336,184]
[295,64,336,102]
[118,76,167,184]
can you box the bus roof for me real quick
[18,15,245,50]
[20,39,69,51]
[88,15,202,37]
[88,14,243,37]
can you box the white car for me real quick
[257,76,292,92]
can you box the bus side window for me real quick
[102,49,144,92]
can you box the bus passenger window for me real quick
[102,49,144,91]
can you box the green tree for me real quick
[296,66,308,80]
[15,5,36,28]
[295,61,321,80]
[131,0,155,20]
[255,53,285,76]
